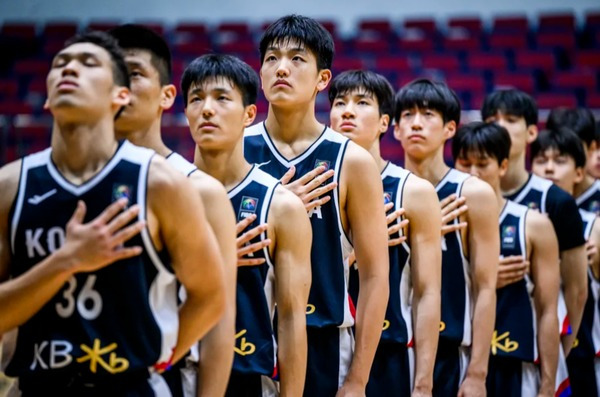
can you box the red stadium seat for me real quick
[421,54,461,72]
[174,22,207,36]
[219,39,255,54]
[0,80,19,98]
[0,101,33,115]
[586,93,600,108]
[586,12,600,29]
[445,73,486,93]
[43,22,78,38]
[539,13,575,31]
[488,33,528,50]
[576,51,600,69]
[217,22,250,35]
[535,32,575,49]
[353,37,389,53]
[398,36,434,52]
[493,73,536,93]
[1,22,36,39]
[553,70,597,90]
[13,60,50,76]
[535,93,578,109]
[466,53,508,71]
[174,40,212,56]
[375,57,411,73]
[332,57,365,72]
[492,15,529,33]
[443,35,481,51]
[359,20,393,35]
[515,51,556,71]
[403,19,437,34]
[448,17,482,34]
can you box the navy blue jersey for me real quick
[165,152,198,177]
[244,123,354,328]
[505,174,585,252]
[380,163,413,346]
[436,168,472,346]
[576,180,600,216]
[495,200,537,362]
[570,210,600,360]
[229,165,279,376]
[2,141,177,383]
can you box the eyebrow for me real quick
[266,46,307,53]
[125,59,145,69]
[189,86,232,96]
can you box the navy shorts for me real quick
[225,370,278,397]
[567,355,599,397]
[366,342,412,396]
[486,355,540,397]
[432,340,468,397]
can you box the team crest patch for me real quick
[383,192,393,205]
[239,196,259,220]
[590,200,600,214]
[314,159,331,171]
[501,225,516,249]
[112,184,133,203]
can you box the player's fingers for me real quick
[296,165,326,186]
[388,223,402,235]
[94,198,129,225]
[237,224,268,246]
[110,220,146,247]
[68,200,87,226]
[304,169,335,191]
[304,195,331,212]
[236,214,257,235]
[238,239,272,257]
[107,205,140,234]
[498,262,528,272]
[279,166,296,185]
[442,205,468,223]
[498,255,526,264]
[439,194,457,209]
[441,222,467,236]
[303,181,337,203]
[109,246,144,262]
[237,258,267,267]
[388,236,407,247]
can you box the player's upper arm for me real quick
[403,174,441,293]
[590,219,600,279]
[271,185,312,311]
[527,210,560,306]
[0,160,22,282]
[341,142,388,275]
[461,177,499,288]
[147,157,224,292]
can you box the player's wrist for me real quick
[53,248,80,277]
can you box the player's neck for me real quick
[51,116,118,185]
[573,173,595,199]
[404,147,449,186]
[494,184,507,213]
[501,153,530,196]
[118,117,171,157]
[264,102,324,145]
[194,137,251,191]
[367,139,388,173]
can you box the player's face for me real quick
[455,152,506,190]
[394,106,455,160]
[115,49,167,134]
[185,77,255,150]
[260,40,330,108]
[531,148,583,195]
[46,42,128,120]
[484,111,536,159]
[586,142,600,179]
[329,90,388,150]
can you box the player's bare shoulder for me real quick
[188,169,230,205]
[147,155,191,199]
[460,174,496,203]
[403,173,438,215]
[270,184,307,223]
[0,159,23,213]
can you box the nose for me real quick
[201,98,215,118]
[469,165,480,177]
[411,112,423,129]
[342,103,355,119]
[275,58,290,78]
[544,160,555,174]
[61,58,79,77]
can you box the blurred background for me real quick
[0,0,599,166]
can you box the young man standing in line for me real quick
[244,15,390,396]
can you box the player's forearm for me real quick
[0,249,75,334]
[466,287,496,380]
[173,287,225,364]
[537,307,559,396]
[346,273,389,387]
[277,309,308,396]
[412,288,440,392]
[197,309,235,397]
[561,246,588,350]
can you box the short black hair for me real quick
[109,24,172,86]
[393,79,461,125]
[481,89,538,127]
[259,14,334,70]
[531,127,586,168]
[452,122,512,165]
[181,54,259,107]
[547,107,597,147]
[328,70,394,119]
[64,31,130,88]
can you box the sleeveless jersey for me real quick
[570,209,600,360]
[165,151,198,177]
[380,163,413,346]
[229,165,279,376]
[495,200,537,362]
[244,122,353,328]
[505,173,585,336]
[576,180,600,216]
[2,141,177,384]
[436,168,472,346]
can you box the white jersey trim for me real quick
[576,180,600,206]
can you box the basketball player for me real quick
[481,90,587,357]
[454,121,560,397]
[109,24,237,396]
[530,127,600,396]
[0,31,225,395]
[547,108,600,215]
[182,53,312,396]
[329,70,441,396]
[394,79,499,397]
[244,15,389,396]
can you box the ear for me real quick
[444,120,457,140]
[43,98,49,110]
[316,69,332,92]
[574,166,585,184]
[243,104,257,127]
[499,158,509,178]
[526,124,538,144]
[113,86,130,108]
[393,123,401,141]
[160,84,177,111]
[379,114,390,135]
